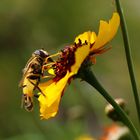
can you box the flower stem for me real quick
[81,68,140,140]
[114,0,140,124]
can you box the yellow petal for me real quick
[71,44,91,74]
[74,31,97,45]
[39,95,60,119]
[38,71,71,119]
[91,12,120,51]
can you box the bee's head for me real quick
[33,49,49,58]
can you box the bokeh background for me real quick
[0,0,139,139]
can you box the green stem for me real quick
[80,68,140,140]
[115,0,140,124]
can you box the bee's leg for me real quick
[45,52,61,63]
[27,78,46,97]
[43,52,61,70]
[34,94,39,98]
[42,63,56,77]
[49,52,60,58]
[42,75,55,79]
[35,84,46,97]
[42,63,55,71]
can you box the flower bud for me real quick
[105,98,128,121]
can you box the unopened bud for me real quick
[105,98,128,121]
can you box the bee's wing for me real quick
[18,67,28,87]
[19,55,37,87]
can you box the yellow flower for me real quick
[38,12,120,119]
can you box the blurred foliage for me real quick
[0,0,139,140]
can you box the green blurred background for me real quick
[0,0,139,139]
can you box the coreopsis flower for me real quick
[38,12,120,119]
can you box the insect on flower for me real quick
[37,12,120,119]
[19,12,120,119]
[19,49,54,111]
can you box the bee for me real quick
[19,49,53,111]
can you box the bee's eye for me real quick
[34,50,40,55]
[33,49,49,58]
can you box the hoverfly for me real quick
[19,49,53,111]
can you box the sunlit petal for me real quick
[38,71,71,119]
[91,12,120,51]
[71,44,91,74]
[75,31,96,45]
